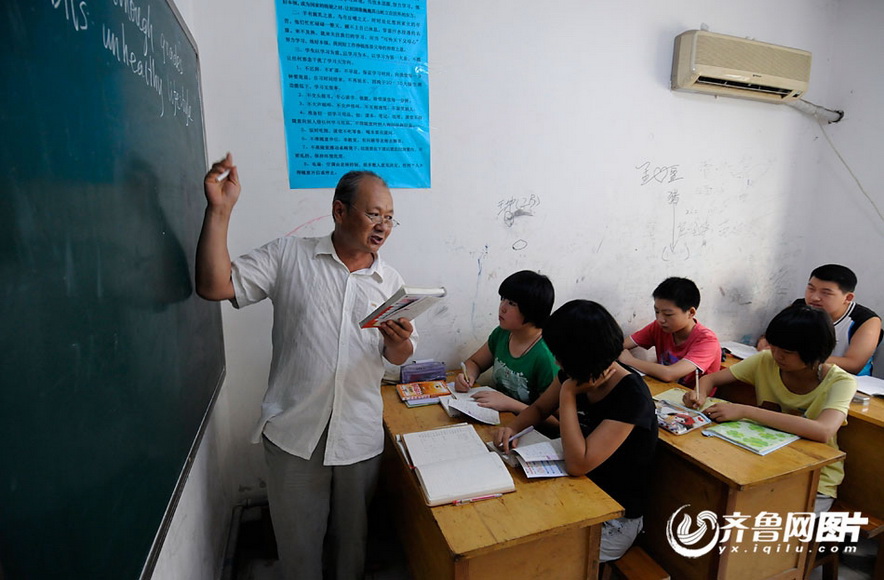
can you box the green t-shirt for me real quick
[487,326,559,404]
[729,350,857,498]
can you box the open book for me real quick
[855,375,884,398]
[702,421,799,455]
[486,430,568,478]
[653,387,726,435]
[720,340,761,360]
[399,423,515,506]
[654,399,711,435]
[360,286,446,328]
[439,386,501,425]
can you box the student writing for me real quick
[757,264,882,375]
[686,304,857,513]
[494,300,658,562]
[454,270,558,413]
[619,276,721,388]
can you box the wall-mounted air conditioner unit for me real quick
[671,30,811,103]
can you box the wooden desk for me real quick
[838,397,884,519]
[642,377,845,580]
[379,385,624,580]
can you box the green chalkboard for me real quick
[0,1,225,578]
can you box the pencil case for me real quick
[400,360,446,383]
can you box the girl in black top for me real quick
[494,300,658,562]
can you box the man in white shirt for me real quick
[196,154,415,579]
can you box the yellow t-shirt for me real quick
[729,351,857,497]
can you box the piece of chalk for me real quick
[215,168,231,182]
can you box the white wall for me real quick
[153,0,884,576]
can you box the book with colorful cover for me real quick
[396,380,451,406]
[702,421,799,455]
[653,387,726,435]
[654,399,712,435]
[359,286,446,328]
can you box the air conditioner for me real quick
[671,30,811,103]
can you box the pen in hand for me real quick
[498,425,535,448]
[460,362,472,387]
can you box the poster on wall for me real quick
[274,0,430,189]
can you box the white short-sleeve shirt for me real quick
[231,234,416,465]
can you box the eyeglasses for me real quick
[352,206,400,228]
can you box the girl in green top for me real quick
[455,270,558,414]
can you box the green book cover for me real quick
[703,421,799,455]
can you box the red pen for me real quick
[452,493,503,506]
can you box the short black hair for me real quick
[498,270,555,327]
[333,171,387,206]
[810,264,857,293]
[543,300,623,384]
[652,277,701,311]
[765,304,836,365]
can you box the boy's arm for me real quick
[619,352,699,384]
[826,317,882,373]
[623,336,638,350]
[705,404,846,443]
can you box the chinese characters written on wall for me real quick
[275,0,430,188]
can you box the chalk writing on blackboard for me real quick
[89,0,194,124]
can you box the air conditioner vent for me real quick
[695,76,797,98]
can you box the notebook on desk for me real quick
[702,421,799,455]
[398,423,515,506]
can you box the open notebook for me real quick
[439,386,501,425]
[399,423,515,506]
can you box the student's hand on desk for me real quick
[492,426,518,453]
[683,390,706,409]
[756,336,771,351]
[618,349,638,365]
[453,373,472,392]
[471,389,518,413]
[704,402,744,423]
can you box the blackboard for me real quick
[0,1,225,578]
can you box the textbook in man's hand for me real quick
[360,285,446,328]
[398,423,515,506]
